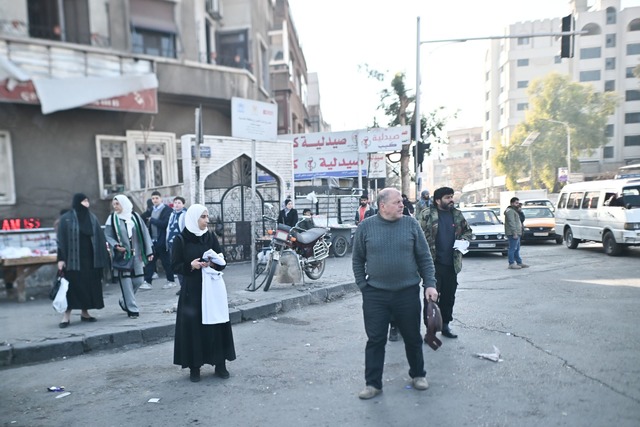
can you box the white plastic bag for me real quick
[201,267,229,324]
[52,277,69,313]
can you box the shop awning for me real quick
[0,57,159,114]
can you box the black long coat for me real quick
[172,229,236,369]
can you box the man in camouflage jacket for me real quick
[418,187,472,338]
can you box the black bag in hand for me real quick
[49,270,64,300]
[112,250,134,271]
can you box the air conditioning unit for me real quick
[206,0,223,20]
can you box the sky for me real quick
[288,0,640,133]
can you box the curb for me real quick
[0,281,359,368]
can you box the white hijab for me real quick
[185,204,208,237]
[113,194,134,237]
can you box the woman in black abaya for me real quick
[172,204,236,382]
[56,193,109,327]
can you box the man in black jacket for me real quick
[141,191,175,289]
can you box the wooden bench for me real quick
[1,255,57,302]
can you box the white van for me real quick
[555,178,640,255]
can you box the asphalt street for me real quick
[1,242,640,426]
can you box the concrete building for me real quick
[0,0,322,261]
[482,0,640,198]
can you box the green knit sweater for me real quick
[352,214,436,291]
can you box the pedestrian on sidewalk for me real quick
[419,186,472,339]
[352,188,438,400]
[166,196,187,291]
[504,197,529,270]
[141,191,175,290]
[172,204,236,383]
[104,194,153,319]
[56,193,109,328]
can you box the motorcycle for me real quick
[252,216,332,291]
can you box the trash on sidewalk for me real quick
[55,392,71,398]
[148,398,160,403]
[474,345,502,362]
[47,386,65,392]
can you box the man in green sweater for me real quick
[352,188,438,400]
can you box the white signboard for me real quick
[358,126,410,153]
[368,153,387,179]
[231,97,277,141]
[294,151,366,180]
[281,130,358,153]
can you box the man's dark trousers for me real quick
[362,284,425,390]
[434,262,457,323]
[144,242,174,283]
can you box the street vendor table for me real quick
[1,255,57,302]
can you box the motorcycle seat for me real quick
[295,227,328,245]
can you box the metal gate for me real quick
[203,155,281,262]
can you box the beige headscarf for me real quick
[113,194,134,237]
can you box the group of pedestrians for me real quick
[55,192,236,383]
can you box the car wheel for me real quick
[564,228,578,249]
[555,236,563,244]
[602,231,623,256]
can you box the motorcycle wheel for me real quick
[262,255,279,291]
[304,259,325,280]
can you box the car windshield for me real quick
[522,207,554,218]
[462,210,502,225]
[621,185,640,208]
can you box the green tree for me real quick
[377,72,451,197]
[495,73,617,190]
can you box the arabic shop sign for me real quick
[357,126,410,153]
[286,130,359,153]
[293,151,366,180]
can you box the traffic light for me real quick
[560,14,574,58]
[412,141,431,169]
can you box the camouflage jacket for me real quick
[418,206,473,274]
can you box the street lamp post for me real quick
[545,119,571,177]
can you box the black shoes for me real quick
[128,312,139,319]
[59,321,70,328]
[190,368,201,382]
[80,316,97,322]
[441,323,458,339]
[215,364,230,379]
[388,326,399,342]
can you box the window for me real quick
[517,37,530,45]
[27,0,90,44]
[0,131,16,204]
[217,29,250,70]
[624,135,640,146]
[485,111,490,121]
[517,80,528,89]
[567,192,584,209]
[582,192,600,209]
[605,124,614,137]
[629,18,640,31]
[603,146,614,159]
[627,43,640,55]
[517,58,529,67]
[605,34,616,48]
[605,80,614,91]
[605,57,615,70]
[130,0,177,58]
[606,7,616,25]
[557,193,567,209]
[517,103,528,111]
[485,131,490,140]
[625,113,640,124]
[485,92,490,101]
[579,70,601,82]
[626,90,640,101]
[96,131,179,198]
[580,47,601,59]
[260,42,270,92]
[627,67,636,78]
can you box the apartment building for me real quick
[482,0,640,196]
[0,0,317,224]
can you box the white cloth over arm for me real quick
[201,249,229,324]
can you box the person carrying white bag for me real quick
[171,204,236,383]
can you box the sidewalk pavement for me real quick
[0,255,357,368]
